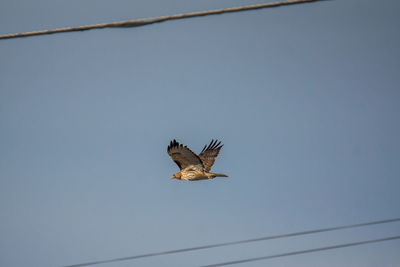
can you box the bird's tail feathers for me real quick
[207,173,228,178]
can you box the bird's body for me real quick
[167,139,228,181]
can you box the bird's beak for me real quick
[171,176,175,179]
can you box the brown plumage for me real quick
[167,139,228,181]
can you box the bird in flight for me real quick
[167,139,228,181]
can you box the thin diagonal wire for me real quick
[0,0,326,40]
[201,235,400,267]
[64,218,400,267]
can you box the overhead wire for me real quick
[201,235,400,267]
[64,217,400,267]
[0,0,326,40]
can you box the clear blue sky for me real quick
[1,0,400,266]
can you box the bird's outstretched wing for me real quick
[198,139,223,172]
[167,139,203,170]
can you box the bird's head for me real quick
[172,172,182,179]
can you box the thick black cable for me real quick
[201,235,400,266]
[64,217,400,267]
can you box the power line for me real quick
[0,0,326,40]
[201,235,400,267]
[64,217,400,267]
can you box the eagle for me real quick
[167,139,228,181]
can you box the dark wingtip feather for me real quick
[210,140,215,149]
[212,140,219,149]
[201,139,224,152]
[206,139,214,150]
[210,139,218,149]
[169,139,224,154]
[215,140,222,149]
[202,144,207,152]
[167,140,172,151]
[168,139,181,152]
